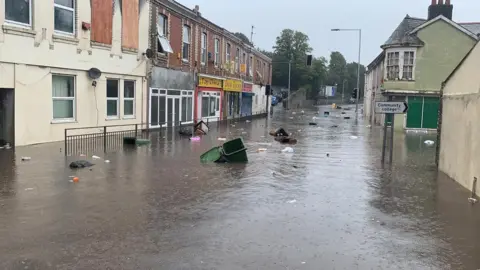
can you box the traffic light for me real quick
[306,55,313,66]
[352,88,358,99]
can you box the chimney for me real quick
[194,5,199,13]
[428,0,453,20]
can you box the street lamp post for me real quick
[342,79,347,105]
[331,28,362,114]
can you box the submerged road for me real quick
[0,106,479,269]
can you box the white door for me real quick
[167,96,181,127]
[149,89,166,128]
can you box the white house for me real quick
[0,0,150,146]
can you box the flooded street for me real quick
[1,106,479,270]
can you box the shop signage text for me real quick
[198,76,222,89]
[223,79,242,92]
[243,83,253,92]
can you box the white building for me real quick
[364,52,385,126]
[0,0,150,146]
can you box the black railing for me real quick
[64,111,269,156]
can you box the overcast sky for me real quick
[176,0,480,65]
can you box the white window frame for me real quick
[157,14,167,37]
[52,74,76,122]
[157,14,173,54]
[4,0,32,28]
[106,79,120,119]
[182,25,191,62]
[402,51,415,80]
[54,0,76,36]
[123,80,135,119]
[226,43,231,63]
[235,48,240,72]
[386,52,400,80]
[384,48,416,81]
[214,38,220,66]
[201,32,207,65]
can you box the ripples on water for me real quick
[0,106,479,269]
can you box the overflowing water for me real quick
[0,106,479,269]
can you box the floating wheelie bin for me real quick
[200,146,224,163]
[222,138,248,162]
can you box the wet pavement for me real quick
[1,106,480,270]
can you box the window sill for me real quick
[122,116,136,120]
[2,24,36,37]
[122,47,138,55]
[91,41,112,50]
[105,117,120,121]
[157,52,168,58]
[51,119,77,124]
[53,35,79,45]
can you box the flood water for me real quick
[0,106,479,270]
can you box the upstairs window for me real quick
[386,52,399,80]
[5,0,31,26]
[226,43,231,63]
[201,32,207,65]
[403,51,415,80]
[236,48,240,72]
[157,14,173,53]
[214,38,220,66]
[54,0,75,34]
[182,25,191,61]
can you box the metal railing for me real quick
[64,111,269,156]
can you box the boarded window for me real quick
[91,0,113,44]
[121,0,139,49]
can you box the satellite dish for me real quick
[144,48,154,59]
[87,68,102,80]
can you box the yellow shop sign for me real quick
[223,79,242,92]
[198,76,222,89]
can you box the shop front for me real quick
[149,67,195,128]
[222,79,243,119]
[195,75,223,122]
[241,82,254,117]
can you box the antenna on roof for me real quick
[250,25,255,44]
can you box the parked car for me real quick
[271,96,279,106]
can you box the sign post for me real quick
[375,100,408,164]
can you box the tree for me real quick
[345,62,366,97]
[234,32,252,46]
[327,51,347,87]
[271,29,313,91]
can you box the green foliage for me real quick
[268,29,366,99]
[234,32,252,46]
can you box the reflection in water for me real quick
[0,106,479,269]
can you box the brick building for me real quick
[147,0,272,128]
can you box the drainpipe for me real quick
[435,81,445,167]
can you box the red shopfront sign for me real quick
[243,83,253,93]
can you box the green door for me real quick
[422,97,440,129]
[406,96,422,128]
